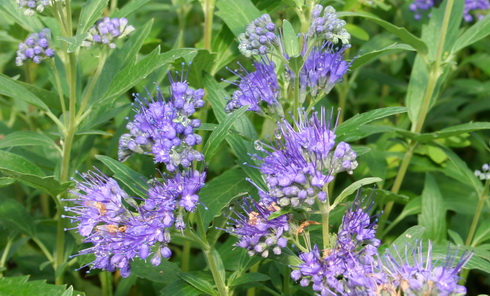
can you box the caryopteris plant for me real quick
[0,0,489,295]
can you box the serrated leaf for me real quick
[282,20,299,57]
[0,74,49,111]
[77,0,109,34]
[0,276,82,296]
[215,0,261,36]
[95,155,148,198]
[99,48,198,105]
[200,168,255,228]
[112,0,151,18]
[418,174,446,243]
[160,279,201,296]
[229,272,270,287]
[0,150,44,176]
[351,43,415,70]
[0,198,36,236]
[337,11,427,54]
[389,226,426,252]
[179,272,218,296]
[131,259,180,283]
[203,106,248,162]
[332,177,382,209]
[0,132,57,149]
[336,107,407,141]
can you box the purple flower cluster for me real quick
[308,5,350,44]
[82,17,135,49]
[16,0,52,16]
[119,79,205,171]
[383,241,472,296]
[252,108,358,208]
[299,42,352,100]
[464,0,490,22]
[225,60,282,116]
[291,197,385,295]
[409,0,434,20]
[238,14,278,57]
[64,169,205,277]
[16,29,55,66]
[226,198,289,257]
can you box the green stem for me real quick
[33,237,55,264]
[100,271,114,296]
[181,239,191,272]
[246,263,259,296]
[49,60,68,125]
[466,180,490,246]
[0,237,13,278]
[379,0,455,234]
[202,0,215,51]
[318,201,331,249]
[293,74,300,118]
[195,209,229,296]
[110,0,118,13]
[283,264,291,296]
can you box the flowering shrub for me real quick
[0,0,489,295]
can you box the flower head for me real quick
[382,241,472,296]
[252,107,358,208]
[409,0,435,20]
[238,14,278,57]
[118,77,205,171]
[226,197,289,258]
[474,162,490,180]
[16,29,55,66]
[308,5,350,44]
[16,0,55,16]
[464,0,490,22]
[82,17,135,49]
[225,60,282,116]
[299,42,352,101]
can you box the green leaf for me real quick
[345,23,369,41]
[418,174,446,243]
[454,16,490,52]
[389,226,426,252]
[351,43,415,70]
[203,74,264,188]
[440,146,483,195]
[58,33,90,53]
[363,188,409,204]
[131,259,180,283]
[95,155,148,198]
[337,11,428,54]
[336,107,407,141]
[267,208,293,221]
[0,132,57,149]
[215,0,261,36]
[200,168,255,228]
[0,178,15,188]
[414,122,490,142]
[112,0,151,18]
[447,229,465,246]
[229,272,270,287]
[473,219,490,246]
[77,0,109,34]
[0,276,80,296]
[0,150,44,176]
[178,272,218,296]
[99,48,198,105]
[282,20,299,57]
[331,177,382,209]
[0,0,43,32]
[203,106,248,162]
[0,198,36,236]
[0,74,49,111]
[160,279,201,296]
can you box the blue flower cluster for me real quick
[410,0,489,22]
[225,60,282,116]
[119,80,205,171]
[82,17,135,49]
[409,0,435,20]
[252,108,358,208]
[308,4,350,44]
[16,29,55,66]
[474,163,490,180]
[226,198,289,258]
[238,14,278,57]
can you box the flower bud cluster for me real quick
[225,60,282,116]
[119,80,205,171]
[82,17,135,49]
[238,14,278,57]
[308,4,350,44]
[226,198,289,258]
[409,0,434,20]
[474,163,490,180]
[16,0,53,16]
[464,0,490,22]
[16,29,55,66]
[252,108,358,208]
